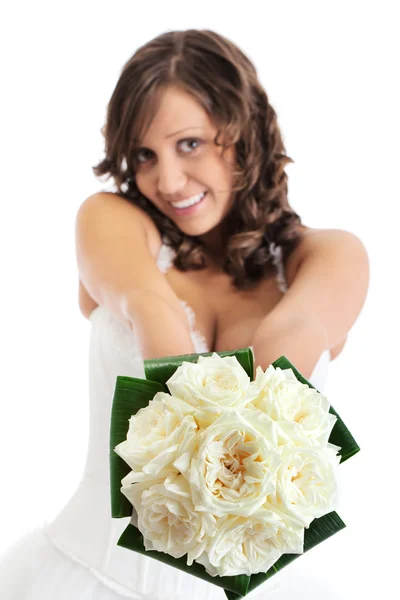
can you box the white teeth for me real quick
[171,192,205,209]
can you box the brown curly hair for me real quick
[92,29,305,290]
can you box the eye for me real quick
[134,148,153,165]
[179,138,201,153]
[134,138,202,165]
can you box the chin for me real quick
[176,225,211,238]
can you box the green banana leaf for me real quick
[109,348,359,599]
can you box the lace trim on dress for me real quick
[268,242,288,293]
[155,241,175,274]
[178,300,210,354]
[156,240,210,353]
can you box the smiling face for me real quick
[133,86,237,251]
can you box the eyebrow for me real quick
[164,126,204,139]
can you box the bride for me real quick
[0,28,369,599]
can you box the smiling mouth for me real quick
[169,191,206,209]
[169,191,207,215]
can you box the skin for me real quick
[78,84,369,374]
[134,85,237,261]
[131,86,369,373]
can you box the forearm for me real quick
[127,291,196,360]
[251,320,328,380]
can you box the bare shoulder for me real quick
[76,191,164,320]
[283,225,369,360]
[285,225,369,288]
[79,191,163,259]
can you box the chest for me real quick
[164,263,285,353]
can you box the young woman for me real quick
[0,29,369,599]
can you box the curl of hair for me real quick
[92,29,305,290]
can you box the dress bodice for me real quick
[43,239,330,599]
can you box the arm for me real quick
[75,192,196,359]
[127,290,196,359]
[251,229,370,379]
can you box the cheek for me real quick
[134,173,147,195]
[202,155,234,188]
[135,175,161,209]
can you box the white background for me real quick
[1,1,398,598]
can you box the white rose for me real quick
[166,353,256,415]
[114,392,198,482]
[174,408,281,518]
[122,473,216,566]
[249,365,337,446]
[195,508,304,577]
[267,445,341,528]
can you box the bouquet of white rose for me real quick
[109,348,359,599]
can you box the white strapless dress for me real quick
[0,241,331,599]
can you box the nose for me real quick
[156,154,187,197]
